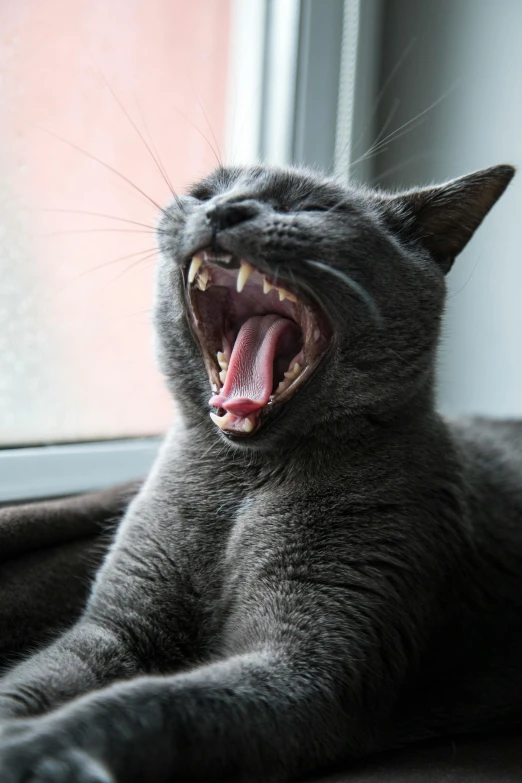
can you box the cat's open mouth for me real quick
[184,249,331,437]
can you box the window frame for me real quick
[0,438,162,503]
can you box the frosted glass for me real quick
[0,0,231,445]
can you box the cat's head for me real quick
[155,163,514,449]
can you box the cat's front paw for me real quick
[0,725,115,783]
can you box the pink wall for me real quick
[0,0,231,443]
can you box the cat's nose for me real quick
[205,200,258,232]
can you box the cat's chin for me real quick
[183,248,331,440]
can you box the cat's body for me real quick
[0,163,520,782]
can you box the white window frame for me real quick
[0,438,162,503]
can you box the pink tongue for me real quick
[209,315,296,416]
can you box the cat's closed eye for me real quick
[296,202,329,212]
[278,202,329,213]
[191,189,213,202]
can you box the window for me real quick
[0,0,233,448]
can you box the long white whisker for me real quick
[32,123,168,217]
[304,259,382,326]
[84,47,185,212]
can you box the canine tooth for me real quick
[188,256,203,283]
[314,328,321,342]
[210,412,228,430]
[197,268,210,291]
[263,278,275,295]
[242,417,254,433]
[237,261,254,293]
[211,383,218,392]
[219,369,227,384]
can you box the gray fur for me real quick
[0,163,519,782]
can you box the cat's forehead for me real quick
[188,164,350,207]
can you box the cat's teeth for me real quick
[263,278,275,295]
[209,411,255,434]
[237,261,254,292]
[211,383,218,392]
[210,412,229,430]
[262,277,297,302]
[275,379,290,394]
[219,368,227,384]
[217,351,228,370]
[242,417,254,433]
[283,362,301,381]
[275,363,301,394]
[188,255,203,283]
[196,268,210,291]
[278,287,297,303]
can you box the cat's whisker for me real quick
[84,47,185,213]
[363,81,458,161]
[348,115,425,171]
[102,250,159,290]
[370,151,429,186]
[132,95,178,202]
[330,38,415,175]
[32,123,169,218]
[35,228,160,238]
[351,37,417,155]
[191,83,223,167]
[171,105,222,168]
[36,208,159,232]
[304,259,382,327]
[76,246,160,279]
[336,81,457,184]
[366,99,401,153]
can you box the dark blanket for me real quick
[1,489,521,781]
[0,485,136,665]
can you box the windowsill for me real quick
[0,437,162,503]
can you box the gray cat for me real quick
[0,162,519,782]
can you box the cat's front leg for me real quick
[0,533,431,782]
[0,650,351,783]
[0,470,205,721]
[0,523,200,720]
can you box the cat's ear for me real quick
[382,165,515,273]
